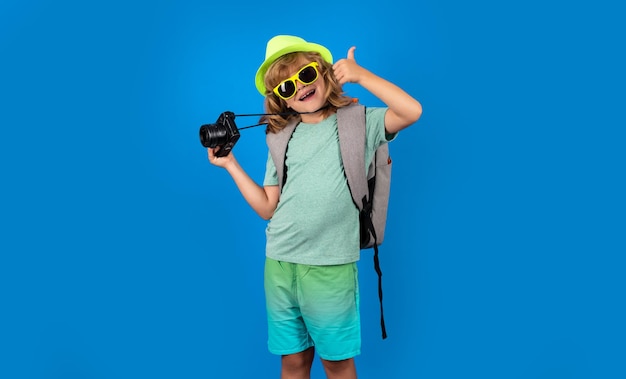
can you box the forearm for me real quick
[358,70,422,133]
[224,160,277,220]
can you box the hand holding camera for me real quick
[199,111,241,157]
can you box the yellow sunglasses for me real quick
[272,62,320,100]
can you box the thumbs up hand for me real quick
[332,45,423,134]
[332,46,366,85]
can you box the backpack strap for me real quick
[266,119,298,192]
[336,105,368,213]
[369,143,391,246]
[337,104,388,340]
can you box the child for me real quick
[207,35,422,379]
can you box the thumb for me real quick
[347,46,356,60]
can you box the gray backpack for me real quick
[266,103,391,339]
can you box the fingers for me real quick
[334,66,347,85]
[207,147,234,168]
[208,147,222,163]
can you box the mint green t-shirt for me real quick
[263,107,393,265]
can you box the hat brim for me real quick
[255,42,333,96]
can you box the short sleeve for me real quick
[364,107,397,168]
[263,150,279,186]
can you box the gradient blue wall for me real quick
[1,0,624,378]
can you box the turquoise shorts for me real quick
[264,258,361,361]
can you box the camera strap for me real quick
[233,105,331,130]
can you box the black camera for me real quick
[199,111,240,157]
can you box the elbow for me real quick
[408,102,423,124]
[258,208,275,220]
[399,103,422,131]
[388,104,423,134]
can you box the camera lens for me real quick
[199,123,228,148]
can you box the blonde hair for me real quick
[260,52,353,134]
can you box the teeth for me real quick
[300,89,314,100]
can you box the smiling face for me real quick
[282,61,328,120]
[265,53,330,123]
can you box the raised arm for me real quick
[333,47,422,134]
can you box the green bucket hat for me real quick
[255,35,333,96]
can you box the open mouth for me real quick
[299,89,316,101]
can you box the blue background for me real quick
[1,0,624,378]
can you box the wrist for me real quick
[355,68,375,86]
[224,158,239,172]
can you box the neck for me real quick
[298,104,330,123]
[298,104,330,115]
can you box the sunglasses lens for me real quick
[277,80,296,99]
[299,66,318,83]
